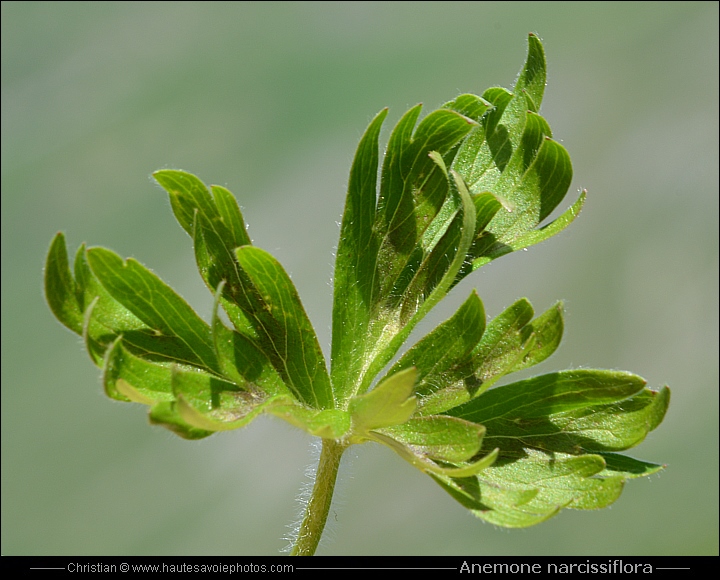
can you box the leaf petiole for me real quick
[290,439,347,556]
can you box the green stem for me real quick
[290,438,346,556]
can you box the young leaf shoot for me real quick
[45,34,669,555]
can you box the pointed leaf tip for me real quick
[45,232,83,335]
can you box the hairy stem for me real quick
[290,438,346,556]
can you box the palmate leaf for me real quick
[46,233,218,370]
[44,232,333,440]
[44,33,669,540]
[427,370,670,526]
[331,106,480,401]
[384,293,564,416]
[445,34,585,278]
[155,170,334,410]
[331,34,584,403]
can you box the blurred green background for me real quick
[2,1,717,556]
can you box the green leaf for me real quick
[157,171,334,411]
[233,246,333,410]
[349,367,417,435]
[104,333,303,436]
[103,337,174,404]
[375,108,475,267]
[446,87,512,189]
[330,37,576,406]
[211,184,252,248]
[509,300,564,372]
[81,296,106,365]
[436,450,499,478]
[426,372,666,526]
[432,452,625,528]
[86,247,219,373]
[331,106,478,401]
[442,34,580,280]
[75,246,172,366]
[153,170,250,245]
[155,169,257,339]
[442,94,492,122]
[428,472,540,512]
[474,190,586,269]
[192,211,256,340]
[386,290,486,401]
[330,107,387,402]
[356,167,478,399]
[417,299,564,415]
[472,192,505,236]
[370,416,497,477]
[597,453,666,479]
[45,233,84,335]
[451,75,532,196]
[515,33,547,113]
[530,385,671,453]
[481,453,624,511]
[466,299,559,388]
[172,366,287,432]
[378,415,485,463]
[210,282,290,399]
[449,370,647,425]
[46,234,203,369]
[466,136,575,273]
[43,33,670,542]
[149,401,215,441]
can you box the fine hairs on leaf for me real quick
[44,34,669,555]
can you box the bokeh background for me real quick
[2,1,717,556]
